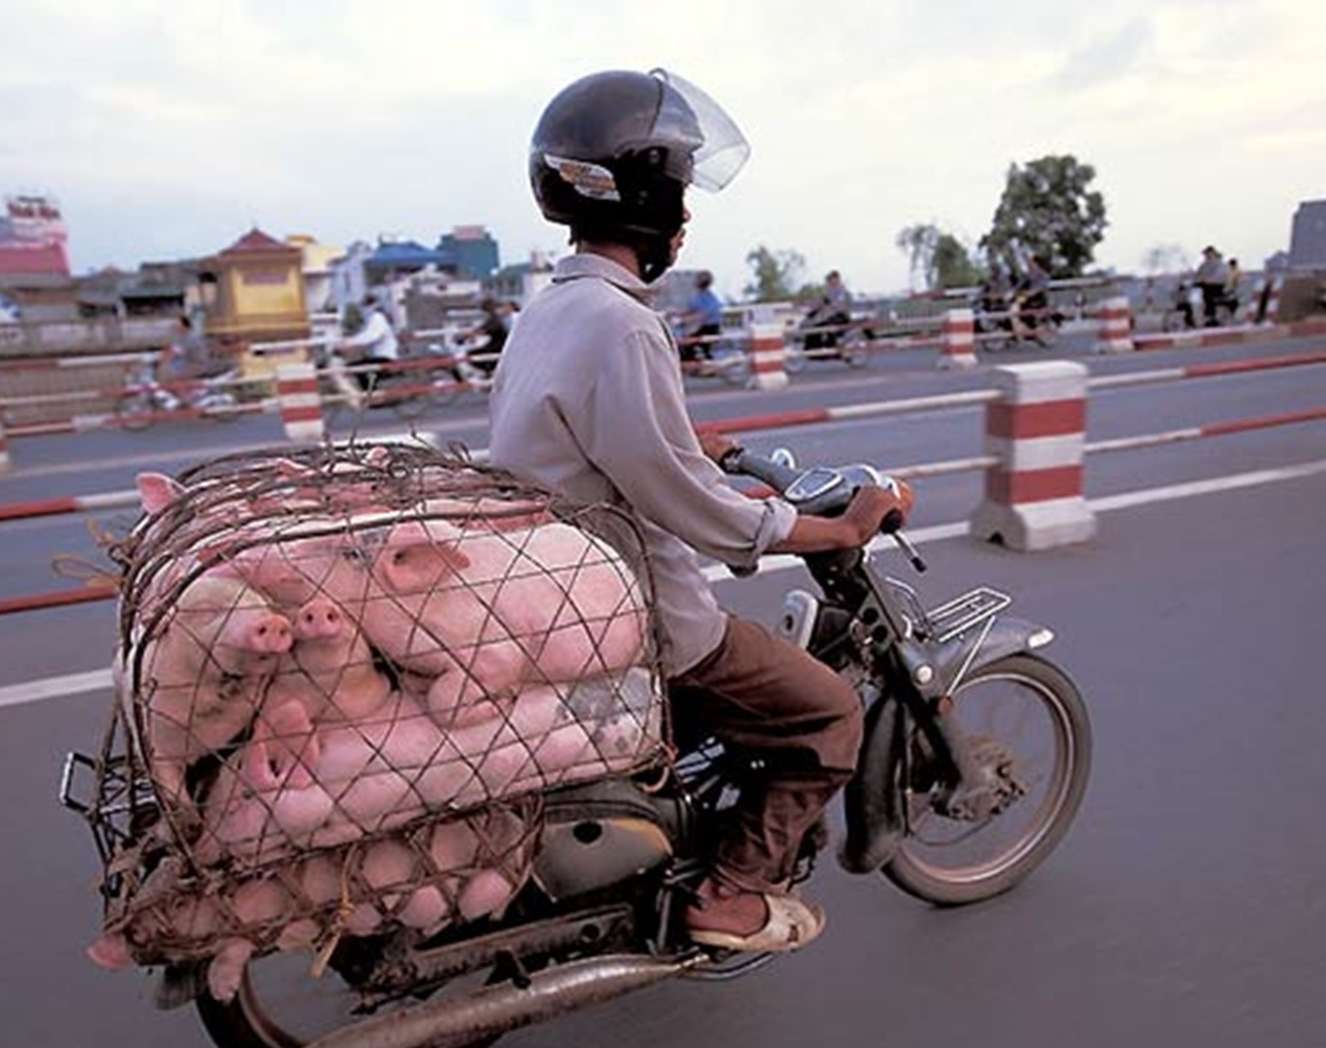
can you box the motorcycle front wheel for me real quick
[883,653,1090,906]
[781,345,807,374]
[114,391,157,431]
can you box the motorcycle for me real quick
[63,448,1090,1048]
[114,359,241,431]
[783,314,870,373]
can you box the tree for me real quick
[744,245,806,301]
[980,155,1108,278]
[895,223,983,290]
[1141,243,1191,275]
[895,224,940,289]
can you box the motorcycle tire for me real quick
[882,653,1091,907]
[114,391,156,432]
[713,348,751,386]
[782,346,807,374]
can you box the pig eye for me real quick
[340,547,366,563]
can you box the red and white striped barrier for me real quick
[275,362,324,443]
[1134,316,1326,352]
[970,360,1096,551]
[695,388,999,437]
[1093,296,1134,354]
[745,321,789,392]
[937,308,977,370]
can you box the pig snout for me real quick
[294,599,343,641]
[245,613,293,655]
[87,933,134,971]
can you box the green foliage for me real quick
[895,223,983,290]
[933,233,984,289]
[744,245,806,301]
[980,155,1108,278]
[794,282,826,304]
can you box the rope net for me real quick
[88,443,667,987]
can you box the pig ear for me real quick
[136,473,184,514]
[379,540,471,591]
[365,445,390,467]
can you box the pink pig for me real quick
[232,516,645,727]
[263,597,393,725]
[198,681,642,865]
[134,572,293,814]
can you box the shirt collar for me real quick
[552,252,655,303]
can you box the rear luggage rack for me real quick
[927,586,1012,644]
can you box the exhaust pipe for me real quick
[308,953,696,1048]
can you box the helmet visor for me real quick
[649,68,750,192]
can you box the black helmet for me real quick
[529,68,749,280]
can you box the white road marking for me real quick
[0,667,113,710]
[4,456,1325,710]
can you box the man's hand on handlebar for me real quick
[771,479,914,554]
[697,429,740,464]
[843,481,914,541]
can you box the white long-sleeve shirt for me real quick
[488,253,796,676]
[342,308,400,360]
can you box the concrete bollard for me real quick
[745,321,789,392]
[969,361,1096,551]
[276,362,325,443]
[0,415,10,473]
[1093,295,1134,353]
[937,308,977,370]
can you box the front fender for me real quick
[930,614,1054,694]
[837,615,1053,875]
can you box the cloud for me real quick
[1049,17,1152,91]
[1,0,1324,294]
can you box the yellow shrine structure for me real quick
[199,228,310,377]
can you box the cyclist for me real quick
[338,295,400,393]
[489,69,913,953]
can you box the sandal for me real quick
[688,892,827,953]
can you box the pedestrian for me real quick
[1194,246,1230,327]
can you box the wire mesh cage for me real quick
[78,443,668,996]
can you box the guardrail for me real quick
[2,346,1323,614]
[3,297,1323,475]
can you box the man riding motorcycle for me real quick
[488,68,913,953]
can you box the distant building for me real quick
[365,239,455,284]
[285,234,343,316]
[0,194,75,321]
[438,225,500,279]
[329,241,374,315]
[487,252,554,307]
[1288,200,1326,270]
[198,228,308,347]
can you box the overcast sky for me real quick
[3,0,1323,298]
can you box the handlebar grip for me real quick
[881,508,904,534]
[721,447,801,493]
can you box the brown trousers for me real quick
[669,616,864,892]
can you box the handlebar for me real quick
[719,447,926,572]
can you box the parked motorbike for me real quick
[114,359,241,431]
[63,448,1090,1048]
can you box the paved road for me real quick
[2,333,1324,1046]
